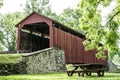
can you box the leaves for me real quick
[0,0,3,8]
[96,50,106,60]
[0,54,22,63]
[56,7,83,33]
[0,12,25,51]
[24,0,57,19]
[78,0,120,59]
[100,0,112,7]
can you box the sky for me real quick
[0,0,80,14]
[100,1,116,25]
[0,0,116,25]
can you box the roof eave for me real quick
[52,20,85,39]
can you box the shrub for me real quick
[0,54,22,64]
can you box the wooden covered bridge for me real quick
[16,12,108,66]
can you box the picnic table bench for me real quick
[67,63,107,77]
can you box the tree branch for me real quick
[105,11,120,26]
[113,5,120,11]
[98,0,102,4]
[97,0,103,7]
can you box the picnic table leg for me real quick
[81,71,84,77]
[99,70,104,77]
[67,71,73,76]
[71,71,74,76]
[67,71,71,76]
[97,70,104,77]
[86,72,91,76]
[78,71,81,77]
[70,66,79,76]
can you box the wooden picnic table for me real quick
[67,63,107,77]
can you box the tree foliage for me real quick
[78,0,120,59]
[24,0,57,19]
[24,0,50,14]
[0,0,3,51]
[0,12,25,51]
[0,0,3,8]
[56,7,83,33]
[0,54,22,63]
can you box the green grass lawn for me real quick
[0,72,120,80]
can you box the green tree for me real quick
[78,0,120,59]
[24,0,49,14]
[0,0,4,51]
[112,53,120,64]
[0,12,25,51]
[0,0,3,8]
[24,0,57,19]
[56,7,83,33]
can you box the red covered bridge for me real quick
[16,12,108,65]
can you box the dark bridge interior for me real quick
[20,22,49,52]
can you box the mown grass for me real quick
[0,72,120,80]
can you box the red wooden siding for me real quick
[53,27,107,65]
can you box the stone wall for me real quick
[0,47,66,75]
[23,47,66,74]
[108,60,119,72]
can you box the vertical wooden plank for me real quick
[67,32,70,63]
[60,29,63,49]
[64,31,68,63]
[69,33,72,63]
[53,27,56,46]
[75,36,78,63]
[17,27,21,50]
[62,30,65,51]
[71,34,74,63]
[76,36,78,63]
[50,26,54,47]
[57,28,59,47]
[72,35,76,63]
[77,37,81,62]
[69,32,71,63]
[64,32,68,63]
[78,37,81,62]
[65,32,68,63]
[55,27,57,46]
[81,39,86,63]
[59,28,61,48]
